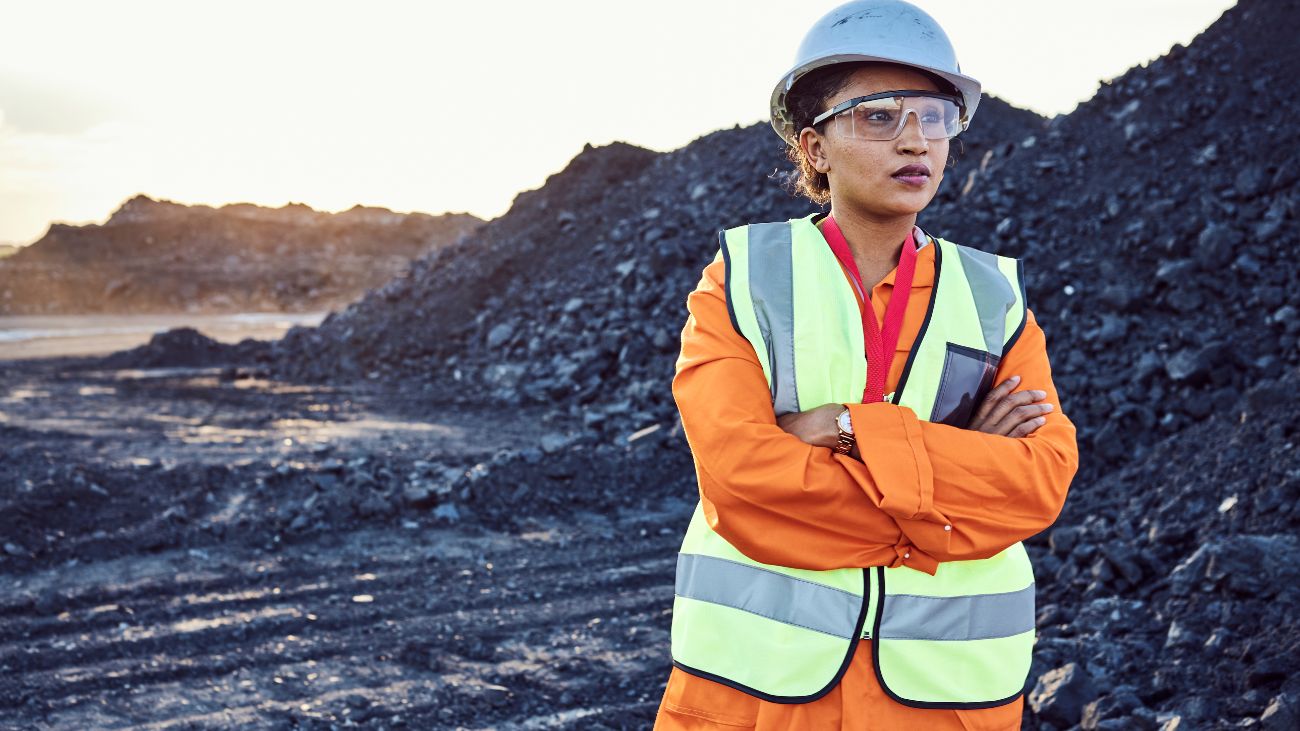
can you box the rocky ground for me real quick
[0,356,693,730]
[3,0,1299,728]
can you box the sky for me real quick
[0,0,1237,246]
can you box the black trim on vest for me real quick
[1002,257,1028,356]
[671,567,871,704]
[719,229,742,337]
[890,239,943,406]
[868,566,1027,710]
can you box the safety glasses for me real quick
[811,90,965,141]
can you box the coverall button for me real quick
[944,524,952,531]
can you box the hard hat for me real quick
[770,0,982,146]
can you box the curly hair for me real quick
[782,62,960,205]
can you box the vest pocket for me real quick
[931,342,999,428]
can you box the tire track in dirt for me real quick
[2,510,687,729]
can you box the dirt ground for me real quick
[0,358,685,730]
[0,313,324,361]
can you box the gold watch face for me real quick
[837,409,853,435]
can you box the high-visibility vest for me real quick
[670,212,1036,709]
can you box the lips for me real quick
[892,163,931,178]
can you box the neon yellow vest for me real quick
[671,212,1035,709]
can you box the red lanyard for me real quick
[820,215,919,404]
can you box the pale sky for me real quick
[0,0,1236,246]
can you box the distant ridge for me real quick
[0,195,483,314]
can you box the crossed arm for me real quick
[673,259,1079,576]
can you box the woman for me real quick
[653,2,1079,729]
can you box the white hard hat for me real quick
[770,0,982,146]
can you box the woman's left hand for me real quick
[777,403,854,454]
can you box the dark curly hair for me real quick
[782,61,961,205]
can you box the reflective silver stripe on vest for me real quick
[675,553,859,639]
[954,245,1016,356]
[746,222,800,416]
[879,583,1036,641]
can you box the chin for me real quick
[895,188,939,213]
[837,181,936,218]
[874,194,935,218]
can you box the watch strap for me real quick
[833,406,855,455]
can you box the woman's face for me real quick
[799,64,951,220]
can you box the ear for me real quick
[798,127,831,174]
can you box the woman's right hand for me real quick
[967,375,1053,437]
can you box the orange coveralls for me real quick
[654,223,1079,730]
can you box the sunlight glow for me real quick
[0,0,1237,246]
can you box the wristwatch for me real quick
[833,406,855,455]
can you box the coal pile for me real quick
[269,96,1044,412]
[1021,366,1300,729]
[94,327,271,369]
[0,195,482,315]
[269,138,670,387]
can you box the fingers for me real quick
[1007,414,1049,437]
[977,383,1046,432]
[967,376,1055,437]
[989,393,1052,436]
[970,375,1020,427]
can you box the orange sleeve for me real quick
[849,307,1080,562]
[673,257,936,575]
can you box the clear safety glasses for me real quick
[811,90,965,141]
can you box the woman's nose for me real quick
[896,109,929,150]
